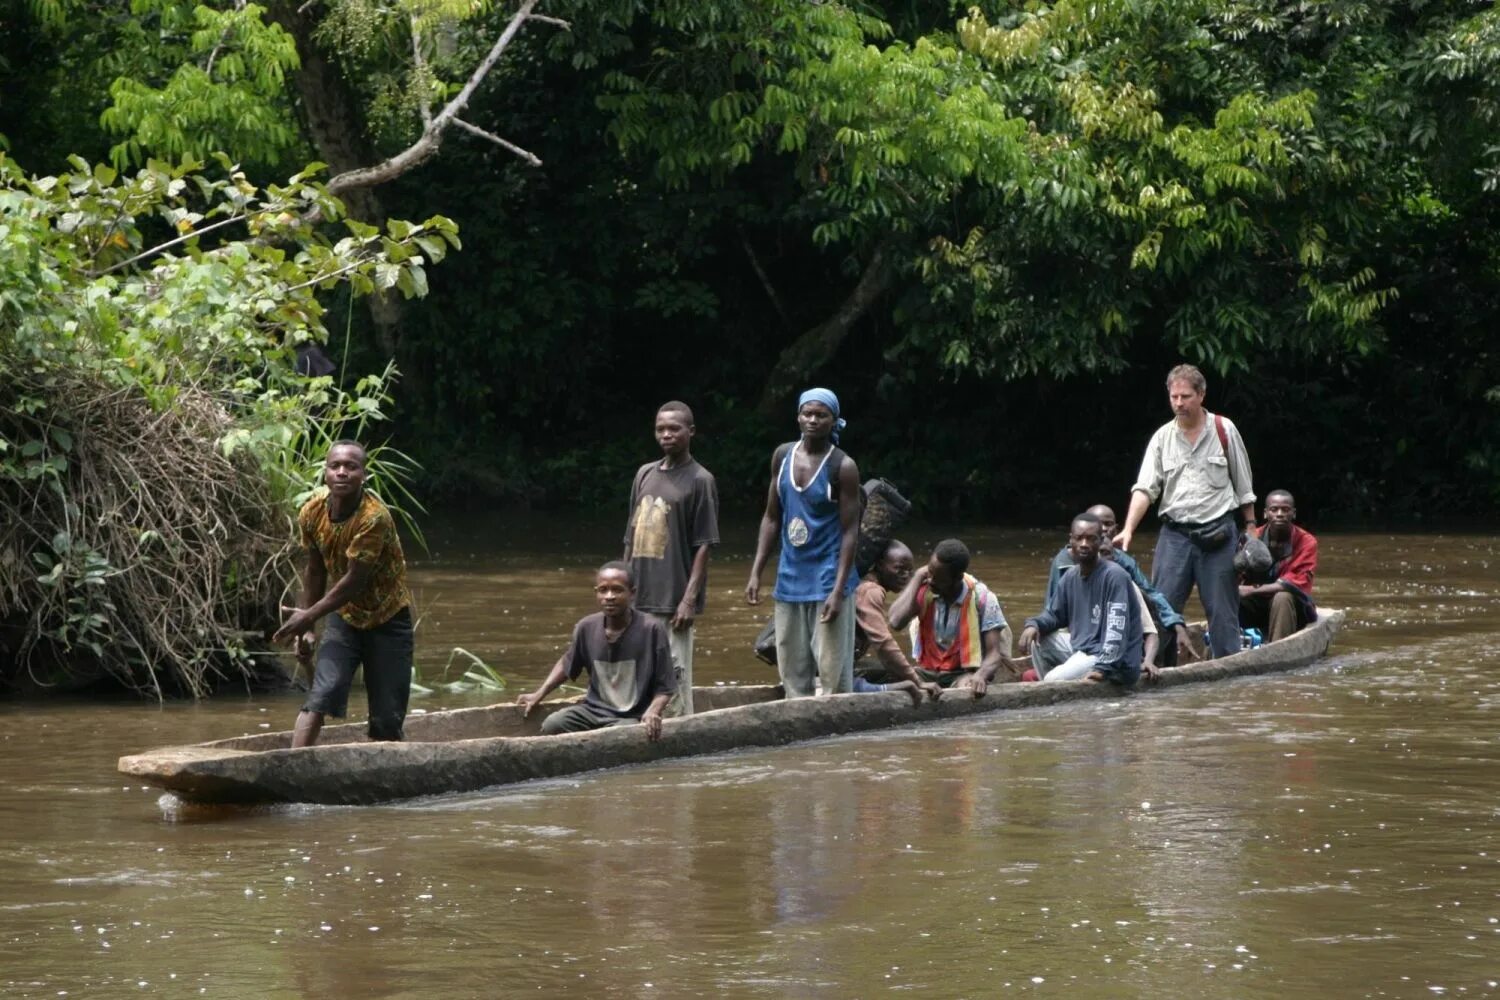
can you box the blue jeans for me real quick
[1152,516,1241,659]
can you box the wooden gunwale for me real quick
[117,609,1345,807]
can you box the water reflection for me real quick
[2,525,1499,996]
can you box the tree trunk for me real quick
[266,2,405,361]
[755,243,894,417]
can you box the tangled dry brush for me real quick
[0,369,295,696]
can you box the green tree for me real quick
[0,154,457,694]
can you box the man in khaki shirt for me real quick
[1114,364,1256,659]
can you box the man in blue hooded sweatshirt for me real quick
[746,388,861,697]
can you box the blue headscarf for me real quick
[797,387,847,444]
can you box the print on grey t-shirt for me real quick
[625,460,720,615]
[591,658,641,713]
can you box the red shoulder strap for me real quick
[1214,413,1228,455]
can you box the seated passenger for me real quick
[1018,514,1143,685]
[1044,503,1191,668]
[851,540,942,703]
[1238,489,1318,643]
[888,539,1011,696]
[517,562,675,739]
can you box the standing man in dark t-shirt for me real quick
[624,401,720,717]
[518,562,676,739]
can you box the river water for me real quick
[2,516,1497,998]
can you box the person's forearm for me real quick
[1239,502,1257,527]
[749,514,778,579]
[1027,608,1061,636]
[529,657,570,700]
[888,573,926,629]
[298,563,326,614]
[832,531,856,594]
[1143,633,1159,667]
[684,544,712,606]
[299,567,368,622]
[1122,490,1151,534]
[644,691,671,717]
[976,631,1003,682]
[876,644,919,682]
[1248,581,1285,598]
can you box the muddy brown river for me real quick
[2,515,1497,998]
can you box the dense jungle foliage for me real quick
[0,0,1496,689]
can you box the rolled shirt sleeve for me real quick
[1130,427,1167,502]
[1221,416,1257,509]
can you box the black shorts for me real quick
[302,608,413,741]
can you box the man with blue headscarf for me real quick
[746,388,862,697]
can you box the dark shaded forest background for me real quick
[3,0,1497,531]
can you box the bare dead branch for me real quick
[527,13,570,28]
[739,227,792,327]
[327,0,543,196]
[452,118,543,166]
[205,0,248,78]
[410,14,433,128]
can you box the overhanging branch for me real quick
[326,0,545,197]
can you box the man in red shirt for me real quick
[1238,489,1319,642]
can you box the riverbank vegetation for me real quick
[1,1,1497,691]
[0,156,454,693]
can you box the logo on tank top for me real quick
[787,516,810,547]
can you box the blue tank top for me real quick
[773,442,856,602]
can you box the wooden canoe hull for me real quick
[118,609,1344,806]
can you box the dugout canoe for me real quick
[119,608,1345,807]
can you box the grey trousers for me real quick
[644,613,695,717]
[540,702,636,735]
[1153,518,1241,659]
[1029,629,1073,678]
[774,599,855,697]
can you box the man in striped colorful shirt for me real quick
[888,539,1011,696]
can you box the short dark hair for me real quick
[932,538,970,575]
[656,400,695,424]
[1266,489,1296,506]
[598,560,634,586]
[1071,512,1103,534]
[327,439,367,465]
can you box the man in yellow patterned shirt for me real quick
[273,440,414,746]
